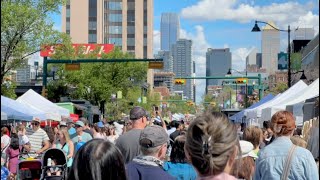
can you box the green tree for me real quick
[1,0,65,86]
[266,82,288,95]
[48,41,148,118]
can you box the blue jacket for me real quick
[254,136,318,180]
[126,161,175,180]
[163,162,197,180]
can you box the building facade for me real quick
[171,39,193,100]
[153,72,175,92]
[160,13,180,51]
[154,50,173,72]
[16,65,31,83]
[61,0,154,86]
[293,28,315,40]
[206,48,231,89]
[261,22,280,75]
[246,47,258,66]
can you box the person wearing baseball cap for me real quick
[69,120,92,154]
[25,118,50,154]
[126,125,174,180]
[115,106,149,163]
[66,118,76,136]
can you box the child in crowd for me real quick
[17,124,30,152]
[5,133,20,175]
[46,159,62,176]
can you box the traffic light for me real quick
[41,88,48,97]
[236,78,248,84]
[175,79,186,85]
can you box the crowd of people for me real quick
[1,106,319,180]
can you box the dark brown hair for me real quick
[271,111,296,136]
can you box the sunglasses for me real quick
[75,125,81,128]
[31,122,39,126]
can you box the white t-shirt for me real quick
[1,135,10,151]
[19,135,30,146]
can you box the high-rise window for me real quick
[88,0,97,43]
[66,0,70,34]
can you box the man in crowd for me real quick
[126,125,174,180]
[169,121,183,142]
[116,106,148,163]
[79,117,93,138]
[26,118,50,154]
[66,118,76,136]
[70,121,92,153]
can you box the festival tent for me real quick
[1,112,8,120]
[229,94,275,123]
[260,79,319,123]
[1,103,33,121]
[16,89,70,121]
[1,95,46,121]
[244,80,307,122]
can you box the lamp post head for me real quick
[251,21,261,32]
[300,70,307,80]
[227,68,232,75]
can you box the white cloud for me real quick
[232,47,251,71]
[181,0,319,30]
[153,30,161,55]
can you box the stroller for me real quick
[41,148,68,180]
[17,152,42,180]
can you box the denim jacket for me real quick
[254,136,318,180]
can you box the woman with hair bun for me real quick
[254,111,318,180]
[184,111,240,180]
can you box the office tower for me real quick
[155,50,173,72]
[246,47,258,66]
[61,0,154,86]
[206,48,231,90]
[160,13,180,51]
[294,28,315,40]
[16,65,31,83]
[261,21,280,75]
[171,39,193,100]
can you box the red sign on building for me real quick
[40,44,114,57]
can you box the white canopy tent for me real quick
[1,112,8,120]
[16,89,70,121]
[244,80,308,125]
[261,79,319,122]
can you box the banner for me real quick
[40,44,114,57]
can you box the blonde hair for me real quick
[290,135,307,148]
[185,111,239,176]
[243,126,262,149]
[59,129,71,142]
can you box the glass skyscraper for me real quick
[161,13,180,51]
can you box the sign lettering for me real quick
[40,44,114,57]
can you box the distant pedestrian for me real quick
[116,106,148,163]
[70,121,92,154]
[126,125,175,180]
[185,112,239,180]
[26,118,50,154]
[254,111,318,180]
[68,139,127,180]
[79,118,93,138]
[163,135,197,180]
[6,133,20,174]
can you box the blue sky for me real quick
[47,0,319,103]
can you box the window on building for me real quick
[109,26,122,34]
[109,14,122,22]
[127,26,135,34]
[89,34,97,44]
[108,2,122,10]
[108,38,122,46]
[127,38,135,46]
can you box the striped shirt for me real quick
[26,128,49,152]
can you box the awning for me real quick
[73,104,87,111]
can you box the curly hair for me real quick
[271,111,295,136]
[185,111,239,176]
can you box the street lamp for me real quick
[251,20,292,87]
